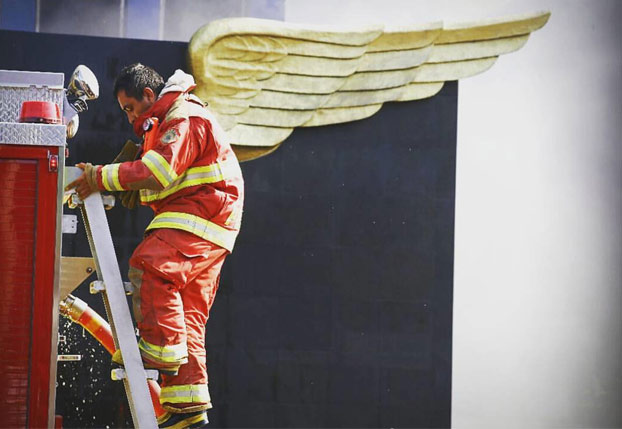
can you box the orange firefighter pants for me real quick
[128,228,227,411]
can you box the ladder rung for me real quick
[90,280,135,295]
[111,368,159,381]
[123,281,135,295]
[90,280,105,294]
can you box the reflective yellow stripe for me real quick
[101,166,110,191]
[101,163,124,191]
[141,150,178,187]
[111,164,123,190]
[146,211,237,252]
[225,202,243,229]
[138,337,187,363]
[160,384,211,404]
[140,158,241,203]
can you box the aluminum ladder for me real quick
[65,166,158,428]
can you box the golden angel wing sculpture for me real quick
[188,11,550,161]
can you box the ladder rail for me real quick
[78,189,158,428]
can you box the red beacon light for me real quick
[19,101,61,124]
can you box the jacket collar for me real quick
[133,70,197,137]
[133,91,178,137]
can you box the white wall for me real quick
[285,1,621,427]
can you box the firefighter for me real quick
[66,63,244,428]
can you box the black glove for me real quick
[119,189,140,209]
[111,140,141,209]
[112,139,140,163]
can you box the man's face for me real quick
[117,88,155,124]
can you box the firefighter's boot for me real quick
[157,410,208,428]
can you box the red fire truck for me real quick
[0,69,66,428]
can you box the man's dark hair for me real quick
[113,63,165,100]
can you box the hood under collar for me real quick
[158,69,196,98]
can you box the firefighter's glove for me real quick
[111,139,140,164]
[120,190,140,210]
[65,162,100,201]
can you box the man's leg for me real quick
[128,230,191,374]
[159,241,227,414]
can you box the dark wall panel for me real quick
[0,29,456,428]
[39,0,123,37]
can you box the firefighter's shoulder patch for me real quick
[161,128,180,144]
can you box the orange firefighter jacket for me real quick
[96,90,244,252]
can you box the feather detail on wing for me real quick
[188,11,550,161]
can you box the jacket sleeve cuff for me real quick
[99,164,125,191]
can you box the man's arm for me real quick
[65,117,200,201]
[64,159,164,201]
